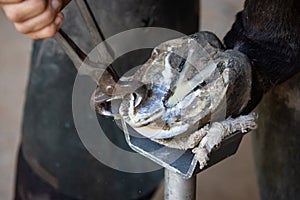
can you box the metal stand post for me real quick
[164,169,196,200]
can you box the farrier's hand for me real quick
[0,0,71,39]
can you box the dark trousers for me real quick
[15,148,156,200]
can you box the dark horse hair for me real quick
[224,0,300,113]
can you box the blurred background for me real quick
[0,0,259,199]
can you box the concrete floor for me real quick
[0,0,259,199]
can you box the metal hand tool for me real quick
[54,0,146,117]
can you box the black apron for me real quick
[18,1,199,199]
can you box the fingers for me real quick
[0,0,22,3]
[2,0,48,22]
[1,0,66,39]
[14,1,62,34]
[27,12,64,39]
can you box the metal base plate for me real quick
[122,120,245,179]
